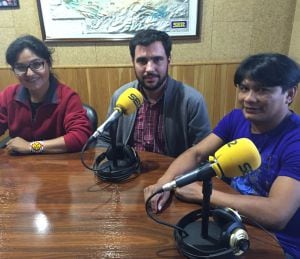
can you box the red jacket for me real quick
[0,78,92,152]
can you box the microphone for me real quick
[162,138,261,191]
[91,88,143,139]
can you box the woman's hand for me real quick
[6,137,30,154]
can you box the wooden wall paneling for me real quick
[118,66,135,88]
[87,67,110,123]
[0,69,15,140]
[0,68,17,91]
[192,64,206,94]
[106,67,121,95]
[290,89,300,112]
[192,64,218,126]
[171,65,198,89]
[212,64,225,127]
[214,64,239,124]
[170,64,217,125]
[178,65,197,87]
[53,68,90,103]
[225,64,240,111]
[170,65,184,86]
[189,64,216,127]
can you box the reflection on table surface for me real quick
[0,148,284,258]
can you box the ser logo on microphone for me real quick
[128,93,142,108]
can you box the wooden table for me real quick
[0,148,284,258]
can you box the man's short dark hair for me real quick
[234,53,300,92]
[129,29,172,59]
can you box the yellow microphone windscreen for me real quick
[210,138,261,178]
[115,88,143,115]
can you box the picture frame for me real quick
[37,0,201,43]
[0,0,19,9]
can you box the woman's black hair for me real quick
[234,53,300,91]
[6,34,54,67]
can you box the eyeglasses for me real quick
[13,59,45,75]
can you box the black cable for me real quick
[145,190,188,236]
[80,137,96,171]
[240,215,281,247]
[145,191,235,258]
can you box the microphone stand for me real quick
[201,178,212,238]
[110,121,118,168]
[96,119,136,182]
[96,120,120,177]
[174,176,235,258]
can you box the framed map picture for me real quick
[37,0,201,42]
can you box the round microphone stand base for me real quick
[174,210,235,259]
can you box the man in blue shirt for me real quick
[144,53,300,258]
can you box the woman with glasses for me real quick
[0,35,92,154]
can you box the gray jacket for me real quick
[97,76,211,157]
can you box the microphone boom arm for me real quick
[92,109,121,139]
[162,163,214,191]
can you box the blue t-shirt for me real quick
[213,109,300,258]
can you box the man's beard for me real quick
[137,72,168,92]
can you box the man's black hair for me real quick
[234,53,300,91]
[129,29,172,59]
